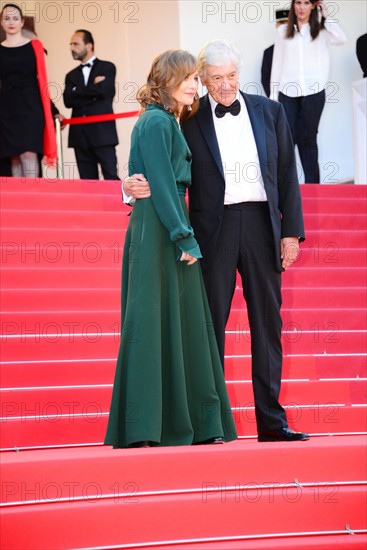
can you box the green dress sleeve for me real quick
[132,112,202,259]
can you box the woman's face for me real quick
[1,6,24,35]
[294,0,314,24]
[172,72,199,110]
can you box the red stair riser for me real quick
[302,197,367,214]
[1,380,366,422]
[3,265,366,289]
[300,185,367,198]
[2,308,365,333]
[2,228,365,247]
[1,287,365,311]
[2,210,128,230]
[227,308,366,330]
[1,355,365,388]
[3,209,366,231]
[1,406,366,449]
[2,246,366,269]
[1,487,366,550]
[0,246,124,268]
[1,331,364,363]
[1,228,127,247]
[225,355,367,381]
[1,193,124,211]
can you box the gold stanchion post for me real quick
[55,118,64,179]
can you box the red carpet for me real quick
[0,179,366,548]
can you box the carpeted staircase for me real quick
[1,179,366,549]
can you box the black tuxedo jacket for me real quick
[63,58,118,149]
[261,45,274,98]
[182,92,305,273]
[356,33,367,78]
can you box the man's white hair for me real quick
[198,39,242,76]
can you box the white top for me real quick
[270,20,347,99]
[209,94,267,204]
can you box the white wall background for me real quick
[178,0,367,183]
[17,0,366,183]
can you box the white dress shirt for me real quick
[209,94,267,204]
[122,93,268,206]
[270,21,347,99]
[81,55,96,85]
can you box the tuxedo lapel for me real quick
[196,95,224,179]
[242,92,268,182]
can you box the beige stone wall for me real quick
[19,0,180,179]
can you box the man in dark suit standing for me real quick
[261,10,289,97]
[64,30,119,180]
[356,33,367,78]
[125,39,309,443]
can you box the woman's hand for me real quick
[180,252,197,266]
[316,0,329,18]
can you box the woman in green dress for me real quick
[104,50,237,448]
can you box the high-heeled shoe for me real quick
[129,441,152,448]
[194,437,224,445]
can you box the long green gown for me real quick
[104,104,237,447]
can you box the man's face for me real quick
[70,32,91,62]
[200,62,239,107]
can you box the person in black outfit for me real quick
[0,3,55,177]
[356,33,367,77]
[261,9,289,98]
[0,155,12,177]
[63,30,119,180]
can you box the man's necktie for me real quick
[80,63,92,69]
[215,99,241,118]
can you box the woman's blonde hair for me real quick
[137,49,199,121]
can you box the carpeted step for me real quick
[1,404,366,450]
[1,438,366,549]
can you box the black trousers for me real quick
[201,202,287,433]
[74,145,119,181]
[279,89,326,184]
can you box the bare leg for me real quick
[11,152,39,178]
[20,152,39,178]
[10,156,22,177]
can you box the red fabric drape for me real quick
[31,39,57,166]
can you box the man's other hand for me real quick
[123,174,151,199]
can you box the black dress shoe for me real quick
[258,427,310,442]
[129,441,152,448]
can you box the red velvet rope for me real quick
[62,111,140,126]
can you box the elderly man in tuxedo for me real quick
[64,30,119,180]
[125,39,309,442]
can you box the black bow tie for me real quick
[80,63,92,69]
[215,99,241,118]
